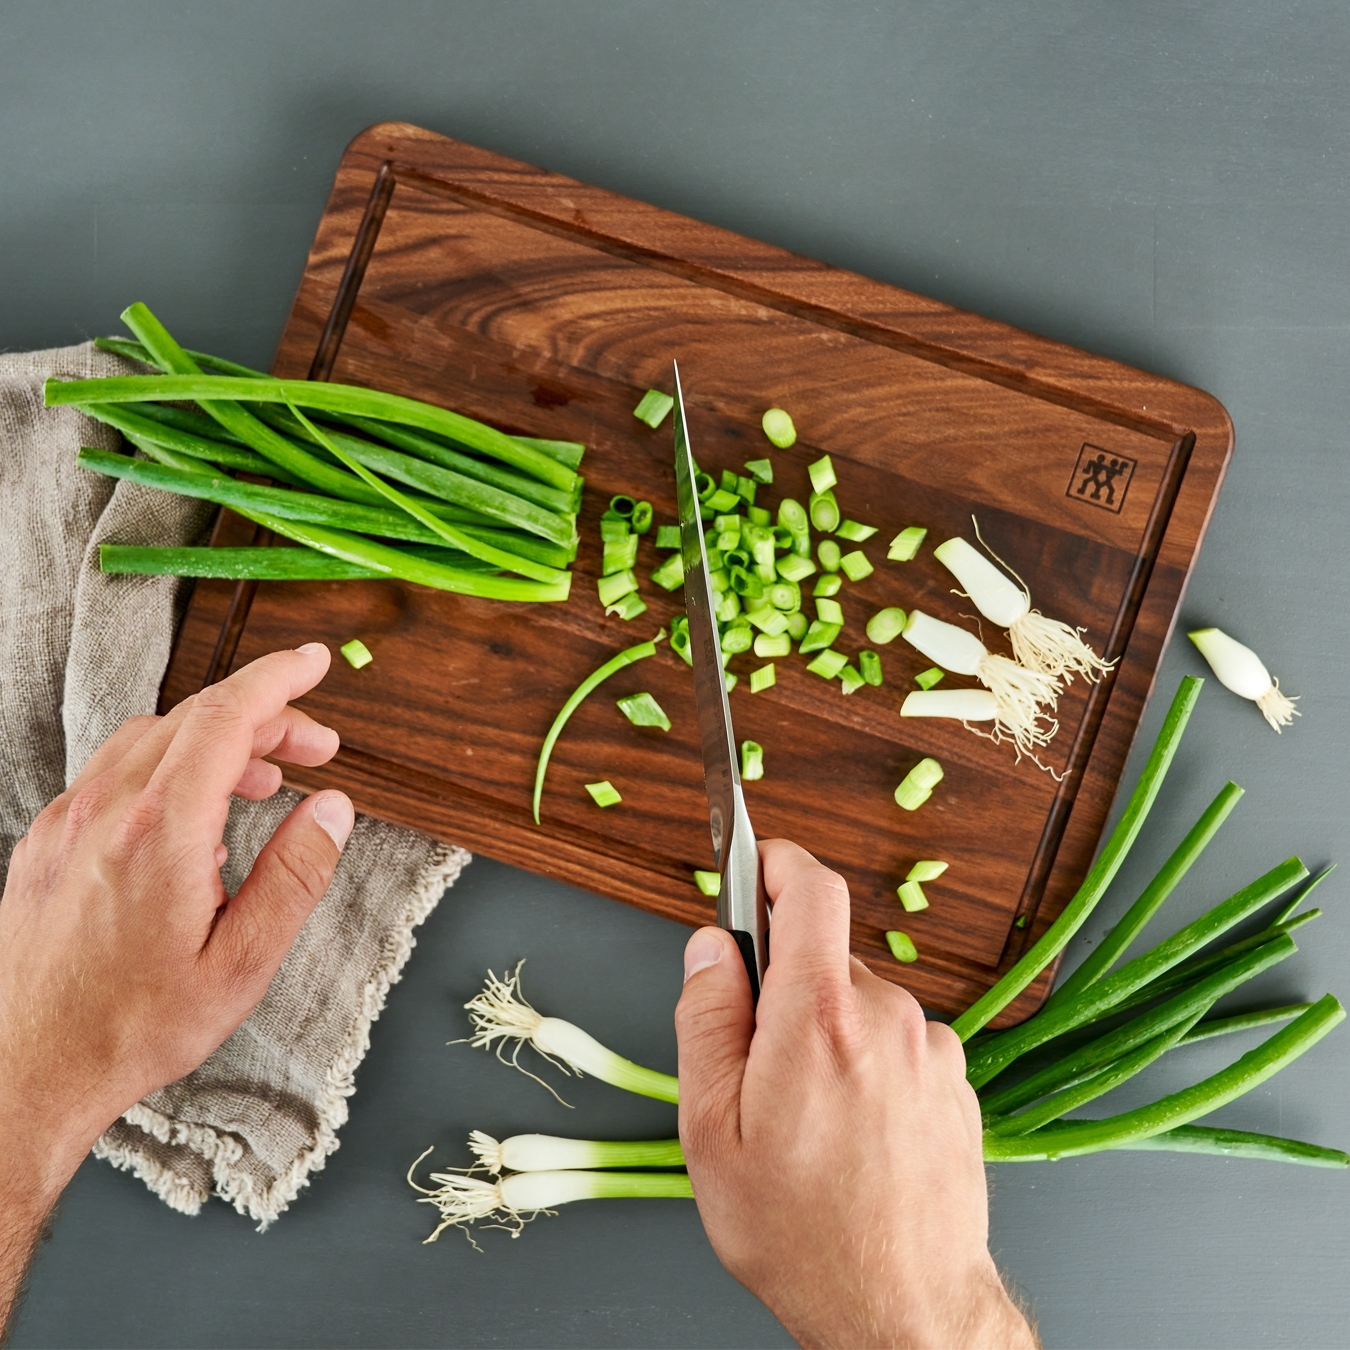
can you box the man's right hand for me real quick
[675,839,1037,1350]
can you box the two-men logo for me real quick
[1067,443,1136,514]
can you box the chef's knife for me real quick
[672,362,770,1001]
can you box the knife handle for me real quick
[730,928,768,1005]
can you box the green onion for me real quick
[886,931,918,963]
[786,611,809,641]
[1116,1125,1348,1168]
[585,781,623,807]
[813,574,842,598]
[744,457,774,484]
[609,495,637,519]
[747,607,789,637]
[865,607,906,644]
[914,666,945,690]
[858,650,883,685]
[775,553,817,583]
[94,332,267,378]
[839,665,866,695]
[633,389,674,429]
[761,408,797,449]
[1182,1003,1315,1045]
[807,454,837,493]
[602,533,639,575]
[894,757,943,811]
[532,632,665,823]
[340,639,373,669]
[631,501,653,533]
[704,488,741,513]
[606,592,648,621]
[799,620,842,653]
[754,633,791,658]
[721,625,754,656]
[767,581,801,612]
[897,880,929,912]
[99,544,389,580]
[748,505,771,526]
[655,524,681,549]
[616,692,671,731]
[814,596,844,626]
[748,664,777,693]
[741,740,765,780]
[908,860,948,882]
[887,527,927,561]
[1189,626,1300,731]
[806,649,848,679]
[650,553,685,591]
[466,1131,686,1174]
[840,549,874,582]
[835,520,877,542]
[737,477,757,505]
[694,870,721,897]
[597,570,638,607]
[512,436,586,471]
[817,538,842,572]
[809,491,841,533]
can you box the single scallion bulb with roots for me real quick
[933,531,1115,684]
[901,610,1060,757]
[460,962,679,1104]
[1189,627,1300,732]
[466,1131,685,1174]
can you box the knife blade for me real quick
[672,361,770,1001]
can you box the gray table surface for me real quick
[4,3,1348,1346]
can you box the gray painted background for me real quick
[4,3,1348,1346]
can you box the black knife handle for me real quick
[730,928,767,1005]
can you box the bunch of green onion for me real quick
[48,304,583,602]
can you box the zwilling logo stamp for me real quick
[1067,444,1136,514]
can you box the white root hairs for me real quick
[457,961,573,1105]
[975,652,1062,760]
[407,1146,536,1245]
[1256,679,1301,732]
[467,1130,506,1174]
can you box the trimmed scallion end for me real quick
[813,573,842,598]
[761,408,797,449]
[585,781,623,807]
[340,638,373,669]
[741,739,765,779]
[748,664,777,693]
[915,666,945,690]
[650,553,685,591]
[606,591,648,621]
[617,692,671,731]
[897,880,930,913]
[744,457,774,484]
[694,870,722,897]
[1188,627,1300,732]
[807,453,836,493]
[836,520,877,542]
[840,550,874,582]
[887,527,928,561]
[859,650,883,685]
[899,688,999,722]
[806,649,848,680]
[815,596,844,626]
[754,633,791,659]
[907,859,949,882]
[886,931,919,963]
[839,665,866,695]
[655,524,681,549]
[633,390,674,428]
[865,607,907,645]
[597,570,639,607]
[799,619,842,653]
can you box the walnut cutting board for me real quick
[159,122,1232,1023]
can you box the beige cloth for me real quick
[0,342,468,1226]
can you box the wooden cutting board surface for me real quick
[160,122,1232,1022]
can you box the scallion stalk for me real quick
[467,1131,685,1174]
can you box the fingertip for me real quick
[684,926,729,981]
[311,790,354,850]
[295,641,330,664]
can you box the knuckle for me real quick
[267,836,334,903]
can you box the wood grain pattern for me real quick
[160,122,1232,1022]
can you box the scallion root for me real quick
[1189,627,1300,732]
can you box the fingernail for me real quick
[296,642,327,657]
[312,792,354,849]
[684,929,723,981]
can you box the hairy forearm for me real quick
[0,1139,74,1342]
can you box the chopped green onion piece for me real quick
[704,488,741,513]
[617,692,671,731]
[809,490,841,533]
[786,611,809,640]
[907,859,948,883]
[839,665,866,695]
[886,931,918,963]
[858,650,883,685]
[631,501,653,534]
[865,607,907,644]
[724,671,738,693]
[914,666,945,690]
[897,881,929,913]
[767,581,801,612]
[721,625,754,655]
[907,757,945,791]
[815,596,844,626]
[650,553,685,591]
[806,649,848,679]
[836,520,877,542]
[633,390,674,428]
[747,607,789,636]
[600,518,631,543]
[817,539,842,572]
[840,550,874,582]
[609,495,636,519]
[598,570,639,607]
[748,663,777,694]
[775,553,817,583]
[744,457,774,484]
[799,620,842,653]
[720,469,738,492]
[754,632,791,659]
[887,527,928,561]
[761,408,797,449]
[602,534,639,576]
[670,627,694,666]
[730,566,764,598]
[709,567,731,593]
[695,472,716,501]
[715,592,742,623]
[606,592,648,621]
[340,639,373,669]
[777,497,809,533]
[694,870,722,897]
[894,783,932,811]
[533,632,665,823]
[813,574,842,597]
[807,454,837,494]
[655,524,681,549]
[894,758,944,810]
[747,505,771,526]
[736,477,757,505]
[740,739,765,779]
[585,781,623,807]
[715,513,742,537]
